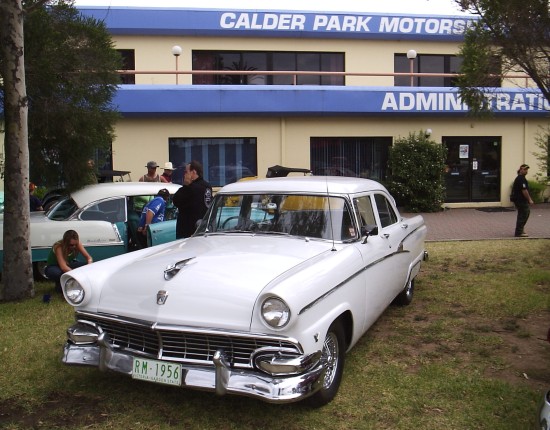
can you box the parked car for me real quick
[61,176,427,405]
[208,165,255,186]
[0,182,180,280]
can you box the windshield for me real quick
[47,197,78,220]
[196,193,357,241]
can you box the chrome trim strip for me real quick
[74,310,301,348]
[299,223,426,315]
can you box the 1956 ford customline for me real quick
[61,176,427,406]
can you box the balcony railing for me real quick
[117,69,532,87]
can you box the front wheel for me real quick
[308,320,346,407]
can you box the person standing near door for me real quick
[511,164,534,237]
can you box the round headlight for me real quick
[64,278,85,305]
[261,297,290,328]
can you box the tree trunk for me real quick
[0,0,34,301]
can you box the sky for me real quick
[73,0,471,16]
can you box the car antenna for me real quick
[326,176,336,252]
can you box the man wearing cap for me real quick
[161,162,174,183]
[511,164,534,237]
[136,188,171,248]
[139,161,168,183]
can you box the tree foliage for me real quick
[386,131,447,212]
[455,0,550,114]
[532,125,550,184]
[22,0,121,191]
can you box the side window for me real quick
[354,195,376,228]
[81,198,126,223]
[374,194,398,228]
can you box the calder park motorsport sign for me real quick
[218,12,475,39]
[80,8,477,41]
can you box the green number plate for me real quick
[132,357,182,386]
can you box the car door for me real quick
[148,196,178,247]
[353,194,402,331]
[372,193,411,290]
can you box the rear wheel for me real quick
[308,320,346,407]
[393,278,415,306]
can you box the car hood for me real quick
[93,235,333,330]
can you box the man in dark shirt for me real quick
[173,160,213,239]
[511,164,534,237]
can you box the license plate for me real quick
[132,357,182,386]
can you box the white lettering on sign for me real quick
[381,92,549,112]
[313,15,372,31]
[379,17,473,34]
[220,13,306,30]
[220,13,476,36]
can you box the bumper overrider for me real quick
[62,319,325,403]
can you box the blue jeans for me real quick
[45,260,86,292]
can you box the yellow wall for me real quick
[112,115,549,207]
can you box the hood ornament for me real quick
[164,257,195,280]
[157,290,168,305]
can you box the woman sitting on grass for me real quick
[45,230,93,293]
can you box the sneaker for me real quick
[515,233,529,237]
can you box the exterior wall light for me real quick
[406,49,417,86]
[171,45,182,84]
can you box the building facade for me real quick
[68,8,550,206]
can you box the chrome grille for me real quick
[79,313,301,368]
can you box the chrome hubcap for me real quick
[322,331,339,389]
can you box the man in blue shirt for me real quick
[137,188,170,247]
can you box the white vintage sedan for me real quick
[0,182,181,279]
[61,176,427,406]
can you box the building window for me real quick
[192,51,344,85]
[168,137,257,186]
[394,53,501,87]
[310,137,392,181]
[117,49,135,85]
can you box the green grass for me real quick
[0,239,549,429]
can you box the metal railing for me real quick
[117,69,532,86]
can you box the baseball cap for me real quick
[157,188,170,199]
[146,161,159,169]
[520,164,530,169]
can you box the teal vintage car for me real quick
[0,182,181,279]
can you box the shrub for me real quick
[528,180,546,204]
[387,131,447,212]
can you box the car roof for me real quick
[219,176,388,195]
[69,182,181,207]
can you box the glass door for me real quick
[443,137,501,203]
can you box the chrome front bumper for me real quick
[62,336,326,403]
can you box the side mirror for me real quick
[361,224,378,244]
